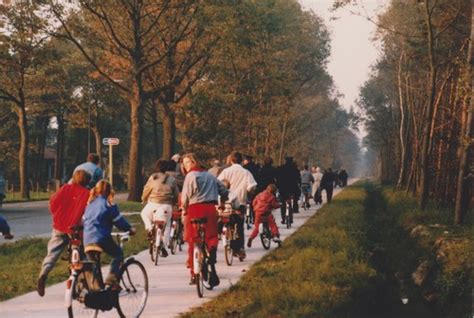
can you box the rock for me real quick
[410,225,430,238]
[412,260,432,286]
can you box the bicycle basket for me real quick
[84,289,115,311]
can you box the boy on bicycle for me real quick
[83,180,136,287]
[37,170,91,297]
[247,184,281,248]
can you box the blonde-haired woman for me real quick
[82,180,136,286]
[181,153,228,286]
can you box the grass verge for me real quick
[4,192,52,203]
[183,181,472,318]
[0,203,146,301]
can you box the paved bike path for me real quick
[0,184,353,317]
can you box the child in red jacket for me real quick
[247,184,281,247]
[37,170,90,297]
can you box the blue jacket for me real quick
[0,216,10,234]
[83,196,131,246]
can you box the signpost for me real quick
[102,138,120,187]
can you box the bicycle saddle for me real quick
[85,244,104,253]
[70,225,84,232]
[190,217,207,224]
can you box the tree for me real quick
[46,0,224,200]
[0,2,48,198]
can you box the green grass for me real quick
[0,214,147,301]
[4,191,52,203]
[117,201,144,212]
[183,183,379,318]
[182,181,472,318]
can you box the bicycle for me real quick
[149,219,167,265]
[219,204,238,266]
[191,217,215,298]
[285,199,292,229]
[65,231,149,318]
[259,214,282,249]
[169,210,184,255]
[245,203,253,230]
[299,193,307,211]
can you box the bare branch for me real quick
[49,6,130,93]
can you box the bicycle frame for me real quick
[65,232,131,310]
[193,224,206,275]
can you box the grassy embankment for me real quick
[183,181,472,318]
[0,201,144,301]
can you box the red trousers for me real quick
[184,203,218,273]
[249,212,279,240]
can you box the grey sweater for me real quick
[181,170,228,209]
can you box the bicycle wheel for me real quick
[202,258,213,291]
[116,260,149,318]
[286,206,292,229]
[170,236,178,255]
[67,273,99,318]
[195,273,204,298]
[150,229,158,263]
[260,227,271,250]
[224,229,233,266]
[154,244,160,266]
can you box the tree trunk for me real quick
[151,101,161,159]
[127,89,144,201]
[16,103,29,199]
[33,116,48,185]
[397,51,407,188]
[454,7,473,223]
[54,111,65,181]
[419,0,438,209]
[278,101,290,165]
[162,104,176,160]
[92,127,102,166]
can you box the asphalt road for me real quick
[0,193,129,243]
[0,182,355,317]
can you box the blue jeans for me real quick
[88,237,124,285]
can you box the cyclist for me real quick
[72,153,103,189]
[257,157,278,193]
[217,179,239,245]
[300,165,314,208]
[320,168,337,203]
[141,159,179,257]
[312,167,323,204]
[218,151,257,260]
[276,157,301,223]
[37,170,91,297]
[0,215,14,239]
[83,180,136,288]
[181,153,228,286]
[247,184,281,248]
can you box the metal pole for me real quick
[109,144,113,187]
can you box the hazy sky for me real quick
[299,0,388,114]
